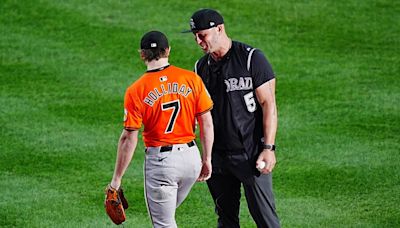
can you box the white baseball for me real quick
[257,161,266,171]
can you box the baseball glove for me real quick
[104,185,129,225]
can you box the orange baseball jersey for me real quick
[123,65,213,147]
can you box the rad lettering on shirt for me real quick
[224,77,253,92]
[143,82,193,107]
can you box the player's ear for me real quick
[139,50,146,60]
[217,24,223,32]
[166,47,171,56]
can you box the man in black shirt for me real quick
[183,9,280,228]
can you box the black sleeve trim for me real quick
[195,106,213,116]
[124,127,139,132]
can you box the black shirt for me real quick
[207,50,244,150]
[195,41,275,154]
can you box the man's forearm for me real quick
[111,130,138,188]
[263,103,278,145]
[256,79,278,145]
[197,112,214,161]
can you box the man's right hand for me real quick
[197,160,212,182]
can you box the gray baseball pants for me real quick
[144,141,202,228]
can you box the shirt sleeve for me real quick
[251,49,275,89]
[123,88,142,130]
[195,75,213,115]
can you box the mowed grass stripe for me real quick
[0,2,148,227]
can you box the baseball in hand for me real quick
[256,161,266,171]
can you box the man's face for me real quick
[193,27,220,54]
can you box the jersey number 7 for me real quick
[161,100,181,134]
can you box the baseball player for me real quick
[108,30,214,227]
[183,9,280,227]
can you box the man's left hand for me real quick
[256,150,276,174]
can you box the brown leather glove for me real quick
[104,185,129,225]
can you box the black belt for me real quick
[160,141,195,152]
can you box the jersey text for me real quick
[143,82,193,107]
[225,77,253,92]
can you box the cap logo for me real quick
[151,43,157,48]
[190,18,196,29]
[210,22,215,27]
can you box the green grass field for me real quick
[1,0,399,227]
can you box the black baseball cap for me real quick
[182,9,224,33]
[140,31,169,49]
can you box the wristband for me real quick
[263,144,276,151]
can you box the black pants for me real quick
[207,151,280,228]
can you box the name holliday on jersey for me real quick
[143,82,193,107]
[225,77,253,92]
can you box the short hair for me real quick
[141,48,168,62]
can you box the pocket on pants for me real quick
[146,151,174,169]
[149,185,175,202]
[145,152,176,188]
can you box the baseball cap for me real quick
[182,9,224,33]
[140,31,169,49]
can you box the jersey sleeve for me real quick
[251,50,275,89]
[123,88,142,130]
[194,75,213,115]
